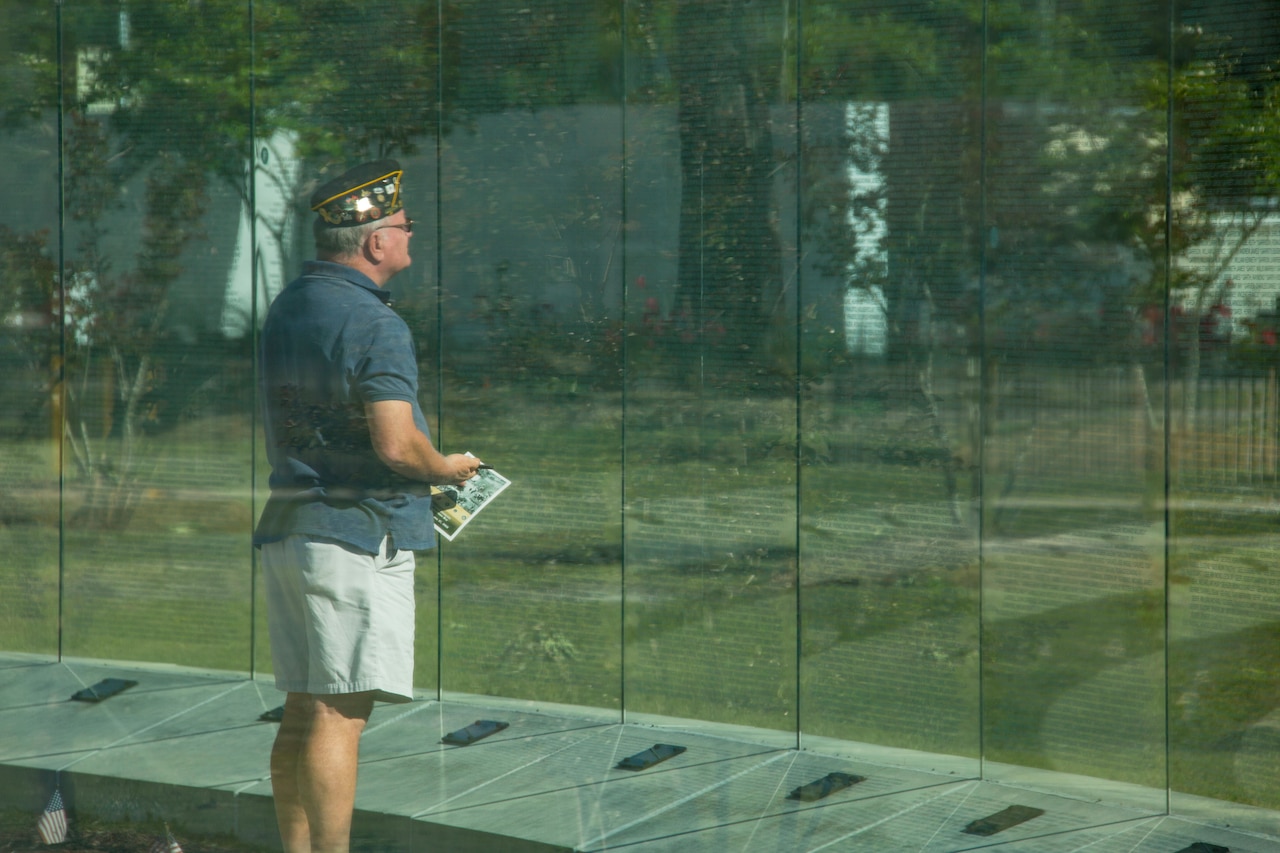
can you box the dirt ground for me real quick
[0,814,270,853]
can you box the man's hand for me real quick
[442,453,485,486]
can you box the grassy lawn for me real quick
[1,384,1278,810]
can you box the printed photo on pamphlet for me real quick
[431,454,511,541]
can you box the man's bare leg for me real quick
[271,693,313,852]
[271,691,374,853]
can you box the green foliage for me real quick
[0,227,58,382]
[448,0,624,109]
[803,6,948,101]
[256,0,447,159]
[0,2,57,125]
[74,0,252,184]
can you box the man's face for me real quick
[372,210,414,277]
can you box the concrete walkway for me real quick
[2,654,1279,852]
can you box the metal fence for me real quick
[989,365,1280,488]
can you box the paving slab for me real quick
[590,781,973,852]
[357,697,610,766]
[603,782,1142,852]
[0,659,249,769]
[420,724,781,813]
[587,751,968,850]
[2,655,1280,853]
[988,814,1280,852]
[421,742,796,849]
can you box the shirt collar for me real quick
[302,260,393,304]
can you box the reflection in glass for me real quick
[980,0,1169,799]
[54,1,256,669]
[621,0,799,734]
[1169,0,1280,811]
[0,2,61,657]
[437,0,625,709]
[798,0,982,764]
[1,0,1279,834]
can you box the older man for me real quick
[254,160,482,853]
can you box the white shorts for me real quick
[261,534,416,704]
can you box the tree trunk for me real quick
[673,0,783,372]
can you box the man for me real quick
[254,159,482,853]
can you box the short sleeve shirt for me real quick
[253,260,436,553]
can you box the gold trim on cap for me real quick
[310,170,402,212]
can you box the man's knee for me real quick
[315,692,374,722]
[283,692,374,728]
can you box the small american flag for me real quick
[148,824,184,853]
[36,788,68,845]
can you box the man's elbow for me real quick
[371,438,416,473]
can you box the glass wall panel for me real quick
[6,0,1280,836]
[1169,0,1280,813]
[797,0,982,763]
[621,0,799,734]
[437,0,625,708]
[0,1,61,657]
[980,0,1168,802]
[793,0,983,758]
[56,0,254,670]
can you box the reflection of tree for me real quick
[1163,47,1280,423]
[0,0,460,527]
[0,2,57,128]
[3,0,1279,516]
[0,227,60,437]
[802,0,1280,379]
[671,0,784,368]
[63,128,210,528]
[1020,17,1280,419]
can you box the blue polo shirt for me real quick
[253,260,436,553]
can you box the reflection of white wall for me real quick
[1183,213,1280,336]
[844,102,889,354]
[844,285,887,356]
[845,102,888,265]
[221,132,301,338]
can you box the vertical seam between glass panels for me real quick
[247,0,260,681]
[977,0,990,779]
[1162,0,1176,816]
[55,0,67,663]
[793,0,805,751]
[619,0,630,726]
[434,0,446,703]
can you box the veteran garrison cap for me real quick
[310,159,403,227]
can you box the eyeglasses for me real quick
[375,218,414,235]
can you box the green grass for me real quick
[3,386,1280,810]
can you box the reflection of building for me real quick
[1184,214,1280,341]
[220,132,303,338]
[843,286,887,356]
[843,102,890,356]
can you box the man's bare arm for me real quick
[364,400,481,485]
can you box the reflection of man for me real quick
[254,159,483,853]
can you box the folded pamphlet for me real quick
[431,454,510,541]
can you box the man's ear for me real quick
[364,229,386,263]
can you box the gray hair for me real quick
[314,217,382,260]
